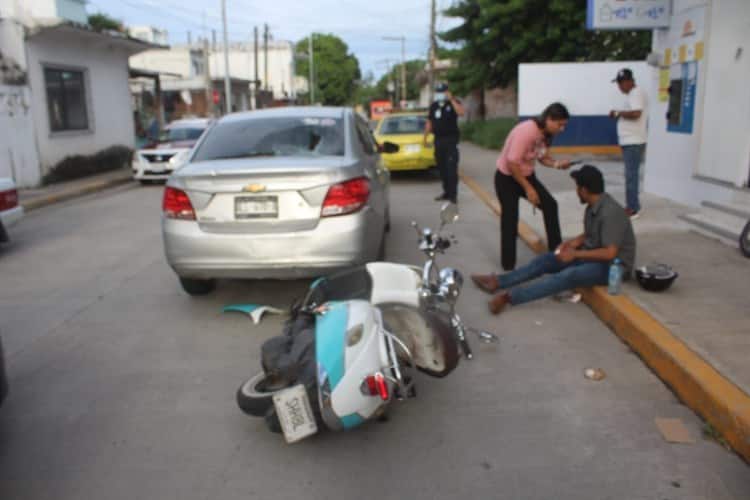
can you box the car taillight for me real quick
[162,187,196,220]
[0,189,18,211]
[363,373,389,401]
[321,177,370,217]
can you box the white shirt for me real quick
[617,86,648,145]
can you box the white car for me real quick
[0,177,23,243]
[133,118,211,183]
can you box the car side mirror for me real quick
[380,141,399,154]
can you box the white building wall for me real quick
[129,48,194,78]
[643,0,750,206]
[25,37,136,174]
[2,0,86,23]
[209,42,296,99]
[519,61,650,116]
[0,85,40,187]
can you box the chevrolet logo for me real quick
[243,184,266,193]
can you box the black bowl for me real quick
[635,264,678,292]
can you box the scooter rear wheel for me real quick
[236,372,283,417]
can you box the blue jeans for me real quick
[496,252,609,306]
[622,144,644,212]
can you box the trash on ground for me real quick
[655,418,695,444]
[535,320,543,326]
[584,368,607,381]
[223,304,285,325]
[555,291,582,303]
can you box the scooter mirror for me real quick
[439,202,459,227]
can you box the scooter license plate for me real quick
[273,384,318,443]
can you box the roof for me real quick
[26,22,166,55]
[219,106,348,123]
[129,68,182,79]
[166,118,212,129]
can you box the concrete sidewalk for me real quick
[458,141,750,461]
[19,168,134,211]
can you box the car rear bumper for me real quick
[162,208,380,280]
[382,152,434,171]
[0,205,24,228]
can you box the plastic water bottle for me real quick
[608,258,623,296]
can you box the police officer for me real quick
[423,82,465,203]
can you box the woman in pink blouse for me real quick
[495,102,573,270]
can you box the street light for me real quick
[382,36,406,107]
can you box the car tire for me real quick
[179,277,216,296]
[236,372,281,417]
[740,220,750,258]
[0,220,8,243]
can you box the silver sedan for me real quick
[161,107,394,295]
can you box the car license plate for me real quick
[235,196,278,219]
[273,384,318,443]
[404,144,421,153]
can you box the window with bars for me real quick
[44,67,89,132]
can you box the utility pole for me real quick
[383,36,407,106]
[263,24,269,92]
[429,0,437,104]
[308,33,314,105]
[221,0,232,114]
[254,26,259,109]
[203,38,212,117]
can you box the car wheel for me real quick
[179,277,216,296]
[236,372,282,417]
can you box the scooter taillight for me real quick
[363,373,389,401]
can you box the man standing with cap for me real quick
[610,68,648,220]
[470,165,636,315]
[424,82,465,203]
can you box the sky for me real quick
[86,0,460,80]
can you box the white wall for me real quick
[643,0,750,206]
[130,48,194,78]
[210,42,296,99]
[696,0,750,186]
[0,85,40,187]
[518,61,650,116]
[26,35,136,174]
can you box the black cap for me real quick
[612,68,634,83]
[571,165,605,194]
[435,82,448,92]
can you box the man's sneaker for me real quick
[625,208,641,220]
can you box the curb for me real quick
[21,171,134,212]
[460,170,750,463]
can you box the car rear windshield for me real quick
[192,117,345,161]
[379,115,426,135]
[162,127,205,142]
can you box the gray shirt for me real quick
[583,193,636,274]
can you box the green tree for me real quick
[296,34,361,106]
[373,59,426,102]
[440,0,651,109]
[87,13,124,32]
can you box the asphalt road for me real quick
[0,163,748,500]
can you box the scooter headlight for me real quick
[438,268,463,303]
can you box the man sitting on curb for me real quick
[471,165,636,315]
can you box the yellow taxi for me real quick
[373,112,435,171]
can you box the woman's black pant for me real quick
[494,170,561,271]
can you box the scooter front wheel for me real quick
[236,371,282,417]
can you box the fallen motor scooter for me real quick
[236,203,497,443]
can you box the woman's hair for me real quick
[534,102,570,143]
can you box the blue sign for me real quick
[587,0,671,30]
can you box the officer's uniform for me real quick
[428,98,460,203]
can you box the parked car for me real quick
[132,118,211,183]
[0,335,7,407]
[161,107,396,295]
[373,111,435,171]
[0,177,23,244]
